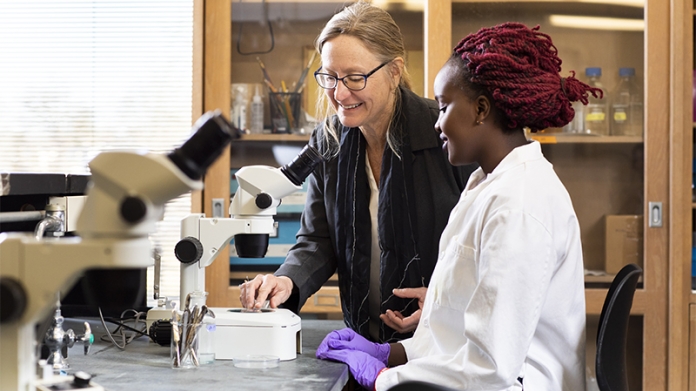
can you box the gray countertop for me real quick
[63,319,348,391]
[1,172,90,196]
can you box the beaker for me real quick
[171,319,201,369]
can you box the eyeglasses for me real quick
[314,61,390,91]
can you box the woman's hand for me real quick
[379,287,427,334]
[239,274,293,310]
[316,328,390,365]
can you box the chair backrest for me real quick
[387,381,457,391]
[595,263,642,391]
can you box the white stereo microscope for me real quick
[172,144,324,362]
[0,111,237,391]
[175,143,324,305]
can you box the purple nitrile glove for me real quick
[316,328,390,365]
[318,348,386,390]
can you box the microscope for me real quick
[174,143,324,305]
[0,111,237,391]
[170,144,324,362]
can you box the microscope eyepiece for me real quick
[168,111,240,180]
[280,144,325,186]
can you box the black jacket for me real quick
[275,88,476,342]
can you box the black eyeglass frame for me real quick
[313,61,391,91]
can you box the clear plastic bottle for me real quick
[582,67,609,136]
[562,101,584,134]
[231,86,248,132]
[610,67,643,136]
[250,85,264,134]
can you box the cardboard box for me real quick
[605,215,643,274]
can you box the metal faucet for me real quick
[43,296,93,372]
[34,203,65,239]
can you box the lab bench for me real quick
[62,318,348,391]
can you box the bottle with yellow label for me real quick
[610,67,643,136]
[582,67,609,136]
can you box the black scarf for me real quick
[335,118,424,343]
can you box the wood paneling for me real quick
[670,0,695,390]
[690,305,696,390]
[200,0,233,308]
[424,0,450,98]
[642,0,671,388]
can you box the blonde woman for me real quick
[240,2,475,344]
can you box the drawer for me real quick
[301,286,342,314]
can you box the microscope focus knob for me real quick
[0,277,27,324]
[120,195,147,223]
[175,237,204,264]
[255,193,273,210]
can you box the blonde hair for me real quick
[314,1,412,157]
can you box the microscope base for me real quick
[36,376,104,391]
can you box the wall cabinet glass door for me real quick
[450,2,667,391]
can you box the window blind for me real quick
[0,0,194,306]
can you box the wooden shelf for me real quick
[238,133,311,142]
[239,132,643,144]
[584,273,645,315]
[586,288,646,316]
[529,134,643,144]
[584,274,616,284]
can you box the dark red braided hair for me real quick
[452,23,602,132]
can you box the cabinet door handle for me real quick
[648,201,662,227]
[313,294,339,307]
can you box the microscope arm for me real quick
[177,214,276,305]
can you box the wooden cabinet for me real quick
[674,1,695,390]
[194,1,685,389]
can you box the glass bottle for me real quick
[562,101,584,134]
[250,85,264,134]
[197,315,216,365]
[610,67,643,136]
[582,67,609,136]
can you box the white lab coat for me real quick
[375,141,586,391]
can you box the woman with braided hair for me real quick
[316,23,601,391]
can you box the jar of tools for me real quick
[171,318,199,369]
[171,291,216,369]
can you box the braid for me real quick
[453,23,602,132]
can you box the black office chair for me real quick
[386,381,456,391]
[595,263,642,391]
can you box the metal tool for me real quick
[44,295,93,372]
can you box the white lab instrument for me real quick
[211,307,301,361]
[172,144,323,363]
[175,144,324,307]
[0,111,236,391]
